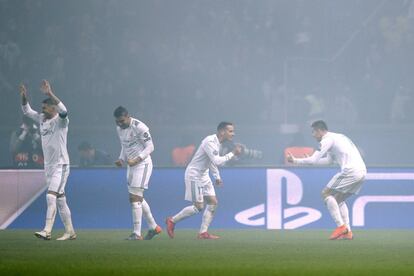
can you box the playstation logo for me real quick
[235,169,322,229]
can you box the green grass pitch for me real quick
[1,229,414,275]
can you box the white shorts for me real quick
[327,170,366,195]
[45,164,70,194]
[184,175,216,202]
[127,161,152,192]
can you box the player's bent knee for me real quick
[207,204,217,213]
[335,192,349,203]
[194,202,204,211]
[321,188,331,200]
[129,193,143,203]
[128,187,144,203]
[205,196,218,205]
[210,199,218,205]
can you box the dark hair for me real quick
[113,106,128,118]
[42,98,55,105]
[311,120,328,131]
[78,141,92,151]
[217,121,233,131]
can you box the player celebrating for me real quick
[287,120,366,240]
[114,106,162,240]
[166,122,242,239]
[19,81,76,240]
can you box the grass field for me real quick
[1,229,414,275]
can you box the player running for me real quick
[19,80,76,240]
[166,122,242,240]
[114,106,162,240]
[287,120,366,240]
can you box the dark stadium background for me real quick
[0,0,413,168]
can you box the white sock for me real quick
[142,199,157,230]
[131,201,143,236]
[339,202,351,231]
[172,205,199,223]
[44,194,57,233]
[324,196,344,227]
[57,196,75,234]
[200,204,217,234]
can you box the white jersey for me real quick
[117,117,154,164]
[185,134,234,180]
[22,103,69,167]
[294,131,366,173]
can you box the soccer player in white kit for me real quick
[19,81,76,241]
[113,106,162,240]
[166,122,242,239]
[287,120,366,240]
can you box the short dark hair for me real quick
[311,120,328,131]
[113,106,128,118]
[42,98,55,105]
[217,121,233,131]
[78,141,93,151]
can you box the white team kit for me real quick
[22,97,75,241]
[116,116,161,240]
[117,117,154,195]
[22,103,70,194]
[185,134,234,202]
[294,131,366,194]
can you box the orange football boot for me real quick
[337,231,353,240]
[197,232,220,240]
[166,217,175,239]
[329,225,348,240]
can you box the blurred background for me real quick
[1,0,413,168]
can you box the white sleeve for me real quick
[136,124,154,160]
[56,102,69,128]
[203,140,234,166]
[209,162,221,180]
[119,146,127,162]
[294,137,334,165]
[21,103,41,123]
[138,139,154,160]
[56,102,67,115]
[117,128,127,161]
[313,153,333,165]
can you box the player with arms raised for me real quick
[19,80,76,240]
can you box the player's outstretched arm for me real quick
[204,141,241,167]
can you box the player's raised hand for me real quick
[286,152,295,163]
[215,179,223,187]
[19,83,28,105]
[115,159,123,167]
[19,84,27,96]
[232,144,243,156]
[40,80,53,96]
